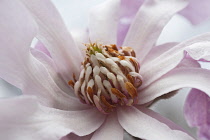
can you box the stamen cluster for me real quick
[69,43,142,113]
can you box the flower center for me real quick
[69,43,142,114]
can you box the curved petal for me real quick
[138,68,210,105]
[20,0,83,81]
[140,33,210,89]
[117,106,194,140]
[184,89,210,140]
[142,43,201,68]
[91,112,123,140]
[0,79,21,98]
[179,0,210,25]
[31,48,74,96]
[117,0,144,46]
[88,0,121,44]
[35,41,51,57]
[60,133,92,140]
[70,29,89,57]
[184,89,210,127]
[185,42,210,61]
[137,107,190,132]
[198,124,210,140]
[0,96,105,140]
[123,0,188,63]
[0,0,87,110]
[142,42,178,65]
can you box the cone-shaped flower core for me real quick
[69,43,142,113]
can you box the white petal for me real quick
[0,96,105,140]
[142,42,178,65]
[0,0,87,110]
[31,48,74,96]
[140,33,210,89]
[20,0,83,81]
[117,106,194,140]
[91,113,123,140]
[88,0,121,44]
[138,68,210,105]
[123,0,188,63]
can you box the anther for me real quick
[125,82,137,98]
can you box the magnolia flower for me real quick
[1,0,210,140]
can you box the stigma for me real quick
[69,43,142,114]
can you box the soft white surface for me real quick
[1,0,210,139]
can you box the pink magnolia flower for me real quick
[1,0,210,140]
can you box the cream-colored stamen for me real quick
[69,43,142,113]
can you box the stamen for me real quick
[68,80,74,88]
[125,82,137,98]
[68,43,142,113]
[111,88,126,99]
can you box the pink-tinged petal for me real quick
[198,124,210,140]
[0,79,21,98]
[138,107,190,133]
[179,0,210,25]
[117,0,144,46]
[184,89,210,140]
[88,0,121,44]
[140,33,210,89]
[138,68,210,105]
[176,57,201,68]
[60,133,92,140]
[35,41,51,57]
[142,42,178,65]
[0,96,105,140]
[117,106,194,140]
[123,0,188,63]
[31,48,74,96]
[91,112,123,140]
[184,89,210,127]
[185,42,210,61]
[143,42,200,68]
[120,0,143,18]
[20,0,83,81]
[143,42,201,69]
[0,0,87,110]
[71,29,89,57]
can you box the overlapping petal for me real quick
[138,68,210,105]
[0,96,105,140]
[184,89,210,127]
[35,41,51,57]
[142,42,178,65]
[198,124,210,140]
[117,106,194,140]
[179,0,210,24]
[123,0,188,63]
[140,33,210,89]
[91,113,123,140]
[117,0,144,46]
[70,29,89,57]
[19,0,83,81]
[61,133,92,140]
[184,89,210,140]
[88,0,121,44]
[0,0,87,110]
[31,48,74,96]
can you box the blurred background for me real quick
[1,0,210,139]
